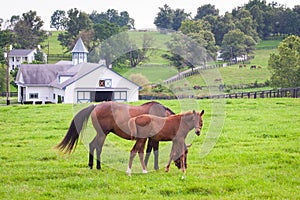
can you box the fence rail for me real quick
[140,87,300,100]
[0,92,18,97]
[163,59,253,85]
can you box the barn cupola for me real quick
[71,37,88,65]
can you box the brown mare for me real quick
[126,110,204,175]
[56,101,175,170]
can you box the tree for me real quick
[194,4,219,20]
[58,8,93,51]
[268,35,300,87]
[154,4,189,31]
[232,8,260,42]
[93,20,121,42]
[208,12,235,46]
[0,30,11,93]
[171,9,190,31]
[0,30,11,64]
[91,31,131,67]
[11,11,47,49]
[154,4,174,30]
[129,33,154,67]
[50,10,67,30]
[34,50,45,63]
[180,20,218,60]
[165,32,207,73]
[89,9,135,29]
[220,29,256,62]
[0,63,5,92]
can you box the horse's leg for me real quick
[95,132,107,170]
[165,153,173,172]
[127,142,138,176]
[138,139,147,173]
[165,145,175,172]
[181,154,186,173]
[152,140,159,170]
[144,138,159,170]
[180,143,186,173]
[144,138,153,168]
[88,136,97,169]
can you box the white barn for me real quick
[15,38,140,104]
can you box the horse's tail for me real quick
[128,117,137,140]
[56,104,96,154]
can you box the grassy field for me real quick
[1,99,299,199]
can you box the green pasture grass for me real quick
[0,99,299,199]
[122,64,178,83]
[249,48,277,68]
[42,31,69,55]
[255,39,281,50]
[128,30,171,50]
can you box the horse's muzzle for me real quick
[195,130,200,136]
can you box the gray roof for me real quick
[71,38,88,53]
[55,60,72,66]
[50,63,100,89]
[17,64,72,85]
[9,49,35,57]
[16,61,140,90]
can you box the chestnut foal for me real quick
[127,110,204,175]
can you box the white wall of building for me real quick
[65,66,139,103]
[9,50,36,71]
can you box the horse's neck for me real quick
[177,113,194,136]
[183,113,194,129]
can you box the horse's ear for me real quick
[200,110,204,116]
[193,110,196,114]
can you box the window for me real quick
[99,79,112,88]
[99,80,105,87]
[53,94,56,100]
[29,93,38,99]
[77,92,90,102]
[114,91,127,101]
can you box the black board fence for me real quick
[163,59,252,85]
[139,87,300,100]
[0,92,18,97]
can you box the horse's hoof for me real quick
[126,167,132,176]
[165,168,169,172]
[96,165,101,170]
[88,165,93,169]
[142,170,147,174]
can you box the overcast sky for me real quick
[0,0,298,30]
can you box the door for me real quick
[94,91,113,102]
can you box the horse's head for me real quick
[193,110,204,136]
[174,144,191,169]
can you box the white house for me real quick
[8,49,37,71]
[15,38,140,104]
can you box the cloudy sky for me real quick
[0,0,298,30]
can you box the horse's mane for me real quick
[171,111,193,117]
[141,101,175,115]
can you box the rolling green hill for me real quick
[43,30,280,94]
